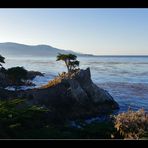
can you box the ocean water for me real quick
[4,56,148,113]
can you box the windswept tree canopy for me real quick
[0,55,5,67]
[56,53,77,61]
[69,60,80,71]
[56,53,80,73]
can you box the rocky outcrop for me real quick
[70,68,117,104]
[27,71,44,80]
[17,68,119,119]
[0,68,119,120]
[0,88,16,100]
[0,70,44,88]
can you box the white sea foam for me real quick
[4,56,148,112]
[5,85,35,91]
[32,74,54,87]
[5,74,55,91]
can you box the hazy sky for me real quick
[0,8,148,55]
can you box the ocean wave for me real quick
[4,57,148,112]
[96,82,148,112]
[5,74,56,91]
[84,61,148,65]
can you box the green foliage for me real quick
[7,66,28,89]
[56,53,80,73]
[114,109,148,139]
[56,53,77,61]
[0,99,49,138]
[0,98,119,139]
[69,60,80,72]
[0,54,5,67]
[0,98,123,139]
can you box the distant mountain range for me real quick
[0,42,94,58]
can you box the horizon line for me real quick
[0,42,148,57]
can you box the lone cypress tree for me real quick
[56,53,79,73]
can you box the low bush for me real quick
[114,109,148,139]
[0,99,49,138]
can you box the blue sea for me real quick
[4,56,148,113]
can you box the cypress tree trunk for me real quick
[65,60,70,73]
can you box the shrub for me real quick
[114,109,148,139]
[0,99,49,138]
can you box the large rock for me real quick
[71,68,117,104]
[17,68,119,119]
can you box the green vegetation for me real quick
[0,54,5,68]
[42,53,80,88]
[7,67,28,90]
[0,55,35,89]
[0,98,117,139]
[56,53,79,73]
[1,53,148,139]
[0,99,49,138]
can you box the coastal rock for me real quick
[27,71,44,80]
[18,68,119,119]
[0,70,44,88]
[73,68,117,103]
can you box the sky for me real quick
[0,8,148,55]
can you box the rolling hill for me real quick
[0,42,93,58]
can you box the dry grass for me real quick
[114,108,148,139]
[41,76,62,88]
[41,70,80,89]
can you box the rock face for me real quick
[0,68,119,119]
[18,68,119,119]
[70,68,116,103]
